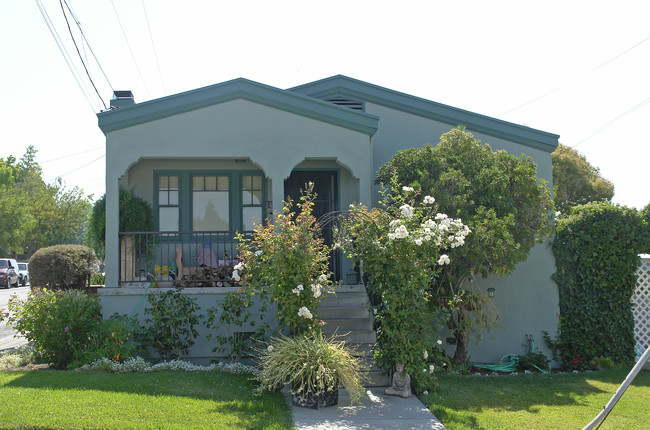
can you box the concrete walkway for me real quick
[285,387,446,430]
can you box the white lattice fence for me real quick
[633,257,650,359]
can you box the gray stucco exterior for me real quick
[97,75,560,363]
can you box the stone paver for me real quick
[285,387,446,430]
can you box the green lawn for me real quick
[0,370,293,429]
[423,368,650,430]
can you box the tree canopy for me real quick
[551,144,614,215]
[0,146,92,259]
[376,126,554,363]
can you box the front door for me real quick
[284,171,339,279]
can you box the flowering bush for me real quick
[233,183,333,336]
[340,184,469,390]
[78,356,257,374]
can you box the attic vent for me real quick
[325,97,364,111]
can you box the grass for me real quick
[422,368,650,430]
[0,369,293,429]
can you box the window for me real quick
[192,175,229,231]
[158,175,179,231]
[242,175,263,231]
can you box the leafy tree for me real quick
[376,127,554,364]
[552,144,614,215]
[87,186,154,259]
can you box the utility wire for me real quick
[40,145,105,164]
[572,96,650,148]
[141,0,166,95]
[110,0,151,98]
[63,0,114,95]
[46,154,105,183]
[34,0,97,113]
[58,0,106,110]
[503,36,650,115]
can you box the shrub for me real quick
[516,352,551,373]
[72,313,142,368]
[2,289,102,368]
[30,244,99,290]
[551,202,650,369]
[142,287,201,359]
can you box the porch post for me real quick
[104,176,120,288]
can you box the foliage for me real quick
[376,126,553,364]
[78,356,257,374]
[88,185,155,259]
[339,182,469,390]
[90,272,106,285]
[73,313,143,368]
[427,369,650,430]
[0,370,293,430]
[234,183,333,336]
[256,332,366,405]
[142,287,201,360]
[29,244,99,290]
[0,345,37,370]
[552,143,614,215]
[205,291,269,361]
[551,202,649,369]
[516,352,551,373]
[1,289,103,368]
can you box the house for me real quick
[97,75,559,363]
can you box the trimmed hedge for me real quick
[551,202,650,369]
[30,244,99,290]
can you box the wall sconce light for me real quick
[487,288,495,298]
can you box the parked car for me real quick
[0,258,19,288]
[17,262,29,286]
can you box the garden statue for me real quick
[385,363,412,398]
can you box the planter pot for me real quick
[291,387,339,409]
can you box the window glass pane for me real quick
[205,176,217,191]
[159,176,168,189]
[169,190,178,205]
[243,207,262,231]
[169,176,178,189]
[193,191,229,230]
[242,175,251,189]
[218,176,229,191]
[252,175,262,189]
[193,176,204,191]
[159,190,168,205]
[252,190,262,205]
[159,207,179,231]
[242,190,252,204]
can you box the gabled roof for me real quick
[97,78,379,135]
[290,75,559,153]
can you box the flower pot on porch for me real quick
[291,386,339,409]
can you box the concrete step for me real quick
[320,292,369,308]
[317,305,371,320]
[331,284,366,293]
[322,329,377,344]
[363,369,391,387]
[322,318,373,333]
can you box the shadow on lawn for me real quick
[2,369,291,429]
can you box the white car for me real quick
[17,262,29,286]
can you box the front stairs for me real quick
[317,284,390,387]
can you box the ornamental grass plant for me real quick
[256,332,366,405]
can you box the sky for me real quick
[2,1,649,208]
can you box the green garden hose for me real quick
[474,354,551,374]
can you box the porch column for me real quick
[104,176,120,288]
[269,174,286,222]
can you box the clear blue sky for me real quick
[2,1,649,208]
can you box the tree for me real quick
[376,127,554,364]
[552,144,614,215]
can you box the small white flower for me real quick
[429,364,435,373]
[311,283,322,298]
[437,339,443,345]
[231,271,241,281]
[423,390,429,395]
[435,213,448,221]
[394,225,409,239]
[297,306,313,319]
[234,262,245,271]
[389,219,402,229]
[438,254,450,265]
[267,345,274,353]
[423,368,427,372]
[292,284,304,295]
[415,238,423,246]
[400,204,414,219]
[402,186,414,193]
[318,274,327,283]
[423,195,435,205]
[423,350,428,360]
[255,250,263,256]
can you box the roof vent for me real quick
[325,97,364,111]
[110,90,135,109]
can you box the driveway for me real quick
[0,286,29,351]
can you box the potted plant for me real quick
[256,332,366,408]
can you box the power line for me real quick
[58,0,106,110]
[40,145,104,164]
[46,153,105,183]
[141,0,166,95]
[503,36,650,115]
[110,0,151,97]
[63,0,114,95]
[34,0,97,113]
[572,96,650,148]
